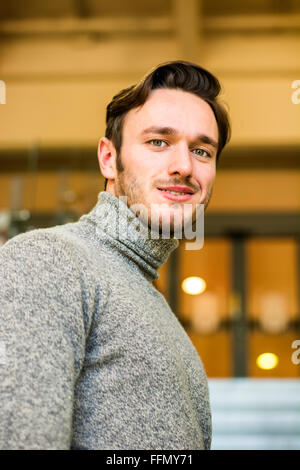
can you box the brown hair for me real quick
[104,60,231,190]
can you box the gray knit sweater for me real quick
[0,191,211,450]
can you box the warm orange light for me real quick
[256,352,279,370]
[181,276,206,295]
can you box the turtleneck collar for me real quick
[79,191,179,281]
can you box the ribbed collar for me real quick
[80,191,179,281]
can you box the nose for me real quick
[167,142,193,178]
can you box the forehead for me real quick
[122,88,218,140]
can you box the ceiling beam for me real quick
[0,145,299,172]
[0,16,173,36]
[1,13,299,37]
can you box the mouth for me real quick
[157,186,195,202]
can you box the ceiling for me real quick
[0,0,299,21]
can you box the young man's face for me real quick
[103,88,218,236]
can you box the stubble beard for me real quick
[113,167,213,239]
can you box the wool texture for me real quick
[0,191,211,450]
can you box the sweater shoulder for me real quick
[1,222,92,271]
[0,223,106,340]
[0,222,105,305]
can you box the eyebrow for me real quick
[141,126,218,150]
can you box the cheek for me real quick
[131,146,162,176]
[195,165,216,187]
[125,144,153,171]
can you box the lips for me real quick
[157,187,194,202]
[157,186,194,195]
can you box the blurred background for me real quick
[0,0,300,449]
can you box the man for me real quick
[0,61,230,450]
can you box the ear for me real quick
[97,137,117,181]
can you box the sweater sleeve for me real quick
[0,230,94,449]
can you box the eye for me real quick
[148,139,167,147]
[192,148,211,158]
